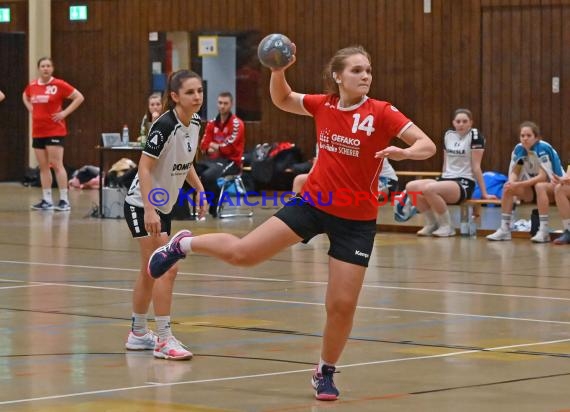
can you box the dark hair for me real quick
[323,46,371,95]
[519,121,541,137]
[453,108,473,120]
[37,57,53,68]
[163,70,202,111]
[145,92,162,120]
[218,91,233,102]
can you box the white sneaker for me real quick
[417,224,438,236]
[125,330,158,350]
[153,336,193,360]
[530,230,550,243]
[432,225,456,237]
[486,228,512,241]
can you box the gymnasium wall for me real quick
[2,0,569,174]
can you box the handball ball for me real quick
[257,33,294,69]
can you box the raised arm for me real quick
[269,55,309,116]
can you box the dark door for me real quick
[0,32,27,181]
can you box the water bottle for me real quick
[122,124,129,145]
[469,216,477,238]
[460,205,469,236]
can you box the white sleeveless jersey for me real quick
[441,128,485,181]
[125,110,201,214]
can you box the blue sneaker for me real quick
[31,199,54,211]
[311,364,339,401]
[54,200,71,211]
[147,230,192,279]
[394,191,417,222]
[553,230,570,245]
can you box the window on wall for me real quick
[149,30,262,122]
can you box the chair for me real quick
[216,174,253,218]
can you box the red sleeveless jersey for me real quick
[301,94,412,220]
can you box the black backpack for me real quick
[251,142,302,187]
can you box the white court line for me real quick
[2,278,570,325]
[0,284,45,290]
[1,259,570,303]
[0,337,569,406]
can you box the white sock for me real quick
[500,213,512,231]
[42,189,53,203]
[318,358,335,374]
[179,237,193,254]
[563,219,570,232]
[423,210,436,226]
[155,315,172,341]
[131,312,148,335]
[435,210,451,227]
[59,189,69,203]
[538,215,549,232]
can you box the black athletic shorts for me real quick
[436,177,476,204]
[32,136,65,149]
[124,202,172,238]
[274,197,376,267]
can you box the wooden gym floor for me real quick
[0,182,569,411]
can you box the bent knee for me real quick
[534,182,549,193]
[421,183,440,196]
[226,251,259,267]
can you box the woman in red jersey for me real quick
[23,57,84,211]
[148,45,436,400]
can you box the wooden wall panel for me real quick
[481,2,570,173]
[562,7,570,163]
[0,0,27,33]
[41,0,568,175]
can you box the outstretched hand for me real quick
[375,146,409,161]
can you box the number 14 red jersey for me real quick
[302,94,412,220]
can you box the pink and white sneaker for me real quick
[148,230,193,279]
[153,336,193,360]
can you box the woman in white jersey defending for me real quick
[148,45,436,399]
[123,70,207,360]
[405,109,495,237]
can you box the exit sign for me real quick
[69,5,87,21]
[0,7,10,23]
